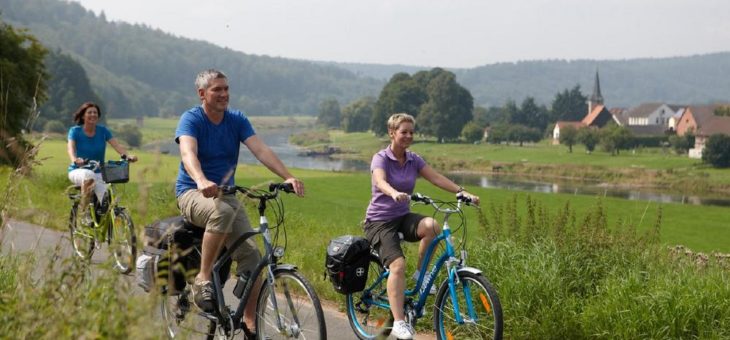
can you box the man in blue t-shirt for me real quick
[175,69,304,331]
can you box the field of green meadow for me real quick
[2,128,730,338]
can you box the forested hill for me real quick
[0,0,383,117]
[326,53,730,109]
[3,0,729,119]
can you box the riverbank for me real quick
[290,130,730,195]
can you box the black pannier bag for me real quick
[136,216,231,294]
[325,235,371,294]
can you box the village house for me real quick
[625,103,684,126]
[676,104,730,158]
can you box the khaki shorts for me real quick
[363,213,426,268]
[177,190,261,275]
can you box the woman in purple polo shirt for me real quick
[363,113,479,340]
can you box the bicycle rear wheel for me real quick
[433,271,503,340]
[160,285,218,339]
[256,268,326,340]
[69,202,94,259]
[110,208,136,274]
[345,256,393,340]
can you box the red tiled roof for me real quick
[582,104,605,125]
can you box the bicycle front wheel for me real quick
[110,208,137,274]
[69,202,95,260]
[433,271,503,340]
[256,268,326,340]
[345,256,393,340]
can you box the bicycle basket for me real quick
[102,160,129,183]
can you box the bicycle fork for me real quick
[260,215,302,338]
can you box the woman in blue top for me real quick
[363,113,479,340]
[67,102,137,206]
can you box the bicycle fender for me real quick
[456,267,482,275]
[274,264,298,272]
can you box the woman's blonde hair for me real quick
[387,113,415,132]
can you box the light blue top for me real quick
[67,125,113,173]
[174,106,256,197]
[365,147,426,222]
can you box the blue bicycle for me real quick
[346,193,503,340]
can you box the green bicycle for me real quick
[68,158,137,274]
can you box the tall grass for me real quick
[469,195,730,339]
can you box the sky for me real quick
[70,0,730,69]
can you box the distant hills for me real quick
[2,0,729,118]
[326,54,730,109]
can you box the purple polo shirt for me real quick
[365,147,426,222]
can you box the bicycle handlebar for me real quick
[410,192,475,205]
[220,182,294,198]
[78,156,129,171]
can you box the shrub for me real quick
[115,124,142,148]
[43,120,66,134]
[702,134,730,168]
[461,121,484,143]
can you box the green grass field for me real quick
[9,138,729,255]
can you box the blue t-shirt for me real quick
[67,125,113,173]
[174,106,255,197]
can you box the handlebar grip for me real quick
[269,182,294,193]
[456,192,473,204]
[219,185,237,195]
[410,193,431,204]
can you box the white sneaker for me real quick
[391,320,415,339]
[413,271,438,295]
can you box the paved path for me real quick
[0,220,435,339]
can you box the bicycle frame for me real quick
[207,185,300,335]
[72,183,122,245]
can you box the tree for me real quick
[668,133,695,154]
[518,97,550,131]
[342,96,375,132]
[600,124,633,155]
[0,19,48,165]
[578,128,599,153]
[316,98,341,129]
[40,49,101,126]
[507,124,542,146]
[559,125,579,153]
[702,134,730,168]
[417,69,473,142]
[372,73,427,136]
[461,122,483,143]
[550,85,588,122]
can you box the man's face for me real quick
[199,78,229,113]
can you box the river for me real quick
[145,129,730,208]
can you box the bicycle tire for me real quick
[433,271,503,340]
[68,202,95,259]
[255,268,326,340]
[160,285,218,339]
[110,208,137,274]
[345,256,393,340]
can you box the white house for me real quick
[626,103,684,126]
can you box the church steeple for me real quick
[588,69,604,114]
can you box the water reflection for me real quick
[449,173,730,208]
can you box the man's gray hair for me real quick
[195,69,227,90]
